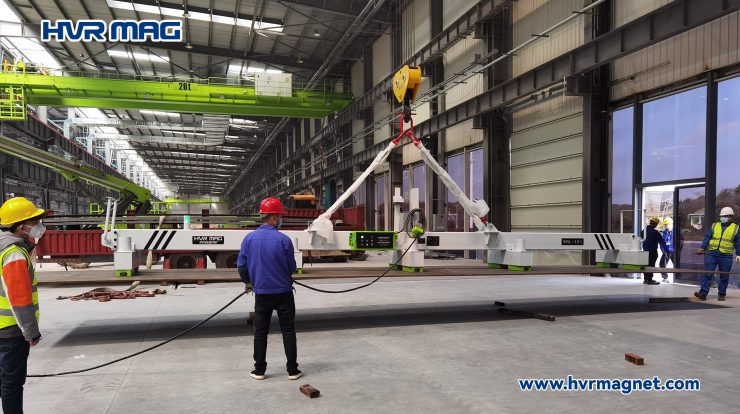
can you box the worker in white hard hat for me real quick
[694,207,740,301]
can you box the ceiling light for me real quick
[313,30,320,37]
[185,43,193,50]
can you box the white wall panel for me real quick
[444,35,487,108]
[512,0,584,76]
[351,61,364,98]
[403,142,422,164]
[373,101,392,144]
[510,96,583,233]
[445,119,483,153]
[401,0,431,58]
[372,31,392,85]
[613,0,673,28]
[352,118,365,155]
[443,0,478,29]
[612,11,740,100]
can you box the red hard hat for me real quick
[259,197,286,215]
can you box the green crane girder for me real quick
[0,134,152,209]
[0,72,352,118]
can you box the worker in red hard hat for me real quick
[237,197,302,381]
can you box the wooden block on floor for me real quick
[197,280,205,285]
[160,281,169,286]
[625,353,645,365]
[494,301,506,307]
[299,384,320,398]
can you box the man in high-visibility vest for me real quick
[0,197,45,413]
[695,207,740,301]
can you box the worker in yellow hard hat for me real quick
[0,197,45,413]
[641,217,668,285]
[659,217,677,282]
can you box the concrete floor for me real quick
[24,271,740,413]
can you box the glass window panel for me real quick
[611,107,634,233]
[412,164,426,214]
[375,174,386,230]
[642,86,706,183]
[716,76,740,289]
[402,168,410,213]
[446,154,465,233]
[469,148,484,231]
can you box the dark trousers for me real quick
[253,292,298,373]
[0,336,29,414]
[700,253,733,295]
[644,249,659,282]
[659,251,674,278]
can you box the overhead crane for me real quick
[0,133,153,214]
[0,69,352,120]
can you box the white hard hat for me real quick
[720,207,735,216]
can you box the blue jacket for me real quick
[641,226,667,252]
[237,224,297,294]
[661,229,674,253]
[700,222,740,257]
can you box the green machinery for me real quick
[0,134,153,214]
[0,70,352,120]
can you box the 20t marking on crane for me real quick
[41,20,182,42]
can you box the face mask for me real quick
[666,224,673,231]
[25,223,46,239]
[720,217,731,224]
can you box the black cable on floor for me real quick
[293,238,418,294]
[28,291,247,377]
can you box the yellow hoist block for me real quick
[392,65,422,104]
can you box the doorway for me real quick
[639,183,704,283]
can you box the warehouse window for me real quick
[412,164,426,216]
[717,76,740,218]
[375,174,386,230]
[446,153,466,233]
[611,107,634,232]
[402,168,410,213]
[469,148,484,231]
[642,86,707,183]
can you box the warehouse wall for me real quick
[401,0,431,58]
[443,35,487,153]
[510,96,584,264]
[612,0,672,28]
[612,8,740,100]
[512,0,585,76]
[508,0,586,253]
[442,0,478,29]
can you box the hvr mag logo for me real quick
[41,19,182,42]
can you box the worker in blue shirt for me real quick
[237,197,302,381]
[694,207,740,301]
[641,217,668,285]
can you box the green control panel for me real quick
[349,231,397,250]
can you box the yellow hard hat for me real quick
[0,197,45,226]
[649,217,660,226]
[664,217,673,225]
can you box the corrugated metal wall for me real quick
[443,35,487,153]
[512,0,585,76]
[372,31,392,84]
[613,0,673,28]
[510,95,584,231]
[443,0,478,29]
[510,95,584,264]
[612,10,740,100]
[401,0,431,58]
